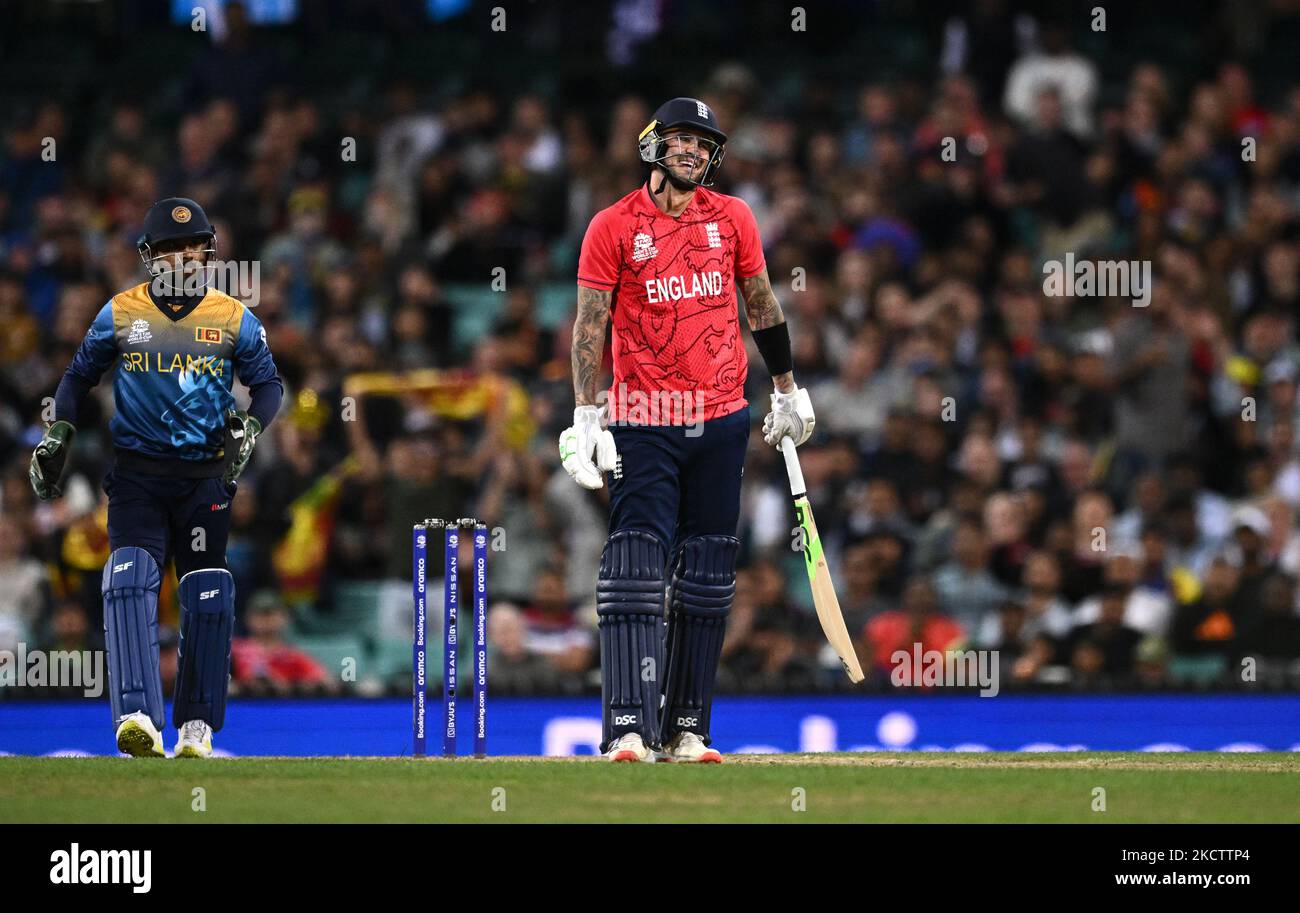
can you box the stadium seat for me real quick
[1167,655,1229,687]
[289,633,367,682]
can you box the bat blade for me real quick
[794,496,865,683]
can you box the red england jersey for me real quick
[577,183,766,424]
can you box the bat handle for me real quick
[780,436,806,498]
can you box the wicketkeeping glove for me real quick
[29,420,76,501]
[558,405,619,490]
[224,410,262,486]
[762,386,815,448]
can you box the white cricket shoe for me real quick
[174,720,213,759]
[115,712,165,758]
[663,731,722,764]
[606,733,654,763]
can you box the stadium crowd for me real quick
[3,4,1300,697]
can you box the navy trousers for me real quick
[607,406,750,552]
[104,467,235,578]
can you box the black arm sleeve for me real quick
[751,321,793,377]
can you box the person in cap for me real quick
[559,98,817,762]
[30,197,284,758]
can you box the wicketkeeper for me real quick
[560,98,815,762]
[30,197,283,757]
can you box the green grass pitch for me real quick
[2,753,1297,823]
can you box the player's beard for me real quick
[655,158,704,193]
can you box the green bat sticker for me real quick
[795,501,821,582]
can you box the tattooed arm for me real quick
[560,285,618,489]
[743,268,817,447]
[740,269,796,393]
[572,286,612,406]
[740,268,784,330]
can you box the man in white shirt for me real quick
[1003,23,1098,138]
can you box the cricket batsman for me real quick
[29,197,283,758]
[560,98,815,762]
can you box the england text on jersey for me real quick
[644,271,725,305]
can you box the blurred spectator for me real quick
[1003,87,1094,233]
[1163,493,1220,579]
[1237,572,1300,686]
[865,577,966,685]
[520,566,594,677]
[1003,21,1098,138]
[837,540,890,635]
[979,549,1071,652]
[983,599,1059,685]
[984,491,1033,585]
[932,518,1010,631]
[1109,292,1192,487]
[722,561,812,688]
[39,599,96,654]
[1228,505,1278,625]
[479,449,555,603]
[1112,472,1165,543]
[0,515,45,650]
[188,0,282,127]
[486,603,562,694]
[1071,543,1173,636]
[1067,582,1144,686]
[1169,554,1241,685]
[226,483,276,623]
[159,627,179,698]
[231,592,335,696]
[812,337,890,440]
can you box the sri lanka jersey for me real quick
[65,283,280,463]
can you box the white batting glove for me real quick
[762,386,815,448]
[559,405,619,489]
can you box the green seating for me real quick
[289,633,367,681]
[441,280,583,348]
[294,582,384,636]
[1167,654,1229,687]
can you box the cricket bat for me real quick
[780,437,866,683]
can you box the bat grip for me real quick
[780,436,806,497]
